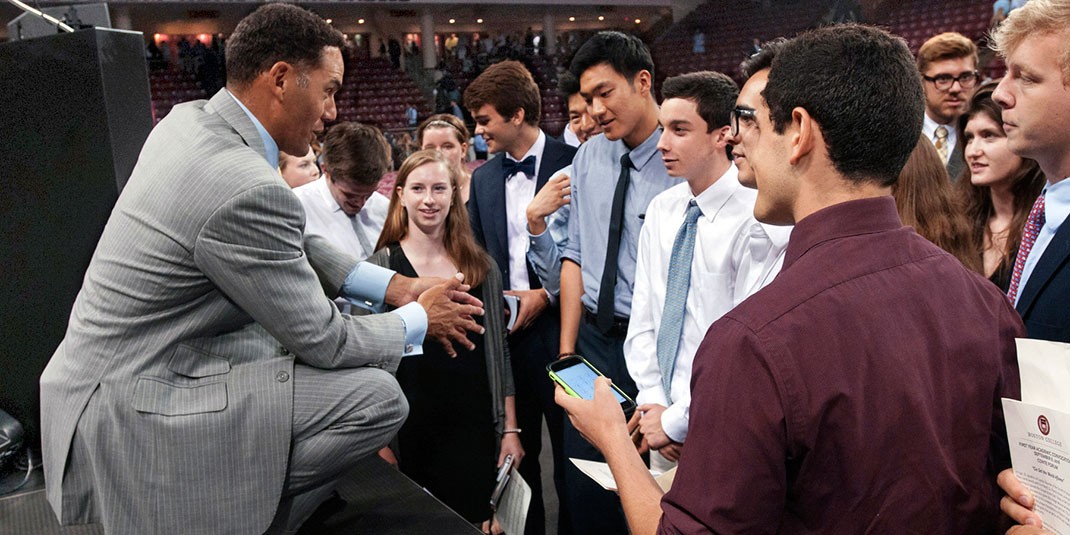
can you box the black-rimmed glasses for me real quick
[731,107,756,137]
[922,71,980,91]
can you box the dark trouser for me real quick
[563,320,638,535]
[508,311,570,535]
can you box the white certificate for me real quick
[1003,399,1070,533]
[1004,339,1070,533]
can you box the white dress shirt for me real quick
[624,165,790,443]
[293,176,389,262]
[922,113,958,165]
[1015,177,1070,306]
[505,131,546,291]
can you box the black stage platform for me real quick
[0,455,482,534]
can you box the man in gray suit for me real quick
[39,5,482,534]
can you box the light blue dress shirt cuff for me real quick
[340,262,394,312]
[527,228,561,298]
[392,302,426,356]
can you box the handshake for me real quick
[388,272,485,358]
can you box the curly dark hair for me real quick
[225,3,346,88]
[740,38,789,80]
[763,24,924,186]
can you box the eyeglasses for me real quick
[730,107,757,137]
[922,71,980,91]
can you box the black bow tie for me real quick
[502,155,536,180]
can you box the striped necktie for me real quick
[1007,192,1046,304]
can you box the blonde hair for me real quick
[375,150,489,286]
[990,0,1070,84]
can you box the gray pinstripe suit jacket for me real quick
[39,89,407,534]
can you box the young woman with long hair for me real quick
[955,81,1045,290]
[415,114,473,203]
[368,149,522,531]
[893,136,981,273]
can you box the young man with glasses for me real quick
[556,24,1022,533]
[917,32,980,179]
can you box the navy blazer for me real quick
[1016,212,1070,343]
[468,135,577,289]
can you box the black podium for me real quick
[0,28,153,445]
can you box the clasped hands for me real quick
[391,273,484,358]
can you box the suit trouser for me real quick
[266,364,408,534]
[562,320,639,535]
[508,312,569,535]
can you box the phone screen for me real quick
[556,362,627,403]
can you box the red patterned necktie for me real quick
[1007,192,1046,304]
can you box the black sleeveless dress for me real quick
[388,244,497,523]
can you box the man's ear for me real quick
[266,61,295,99]
[713,124,732,148]
[512,108,525,126]
[633,70,653,98]
[787,107,817,165]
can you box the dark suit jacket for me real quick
[1016,212,1070,342]
[468,136,577,289]
[467,135,576,378]
[947,138,966,182]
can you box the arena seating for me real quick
[882,0,991,53]
[147,1,1006,130]
[149,70,207,122]
[651,0,834,85]
[336,54,431,132]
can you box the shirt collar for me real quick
[625,126,663,172]
[922,112,955,140]
[782,196,902,270]
[691,163,740,222]
[1043,178,1070,234]
[226,89,279,169]
[506,130,546,179]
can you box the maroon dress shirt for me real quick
[659,197,1024,534]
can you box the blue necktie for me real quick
[502,155,536,180]
[656,200,702,398]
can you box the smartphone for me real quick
[547,355,636,416]
[489,453,513,511]
[503,294,520,332]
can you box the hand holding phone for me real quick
[547,355,636,416]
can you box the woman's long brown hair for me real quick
[894,136,982,273]
[375,149,489,287]
[954,81,1045,279]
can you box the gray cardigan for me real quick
[365,247,515,435]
